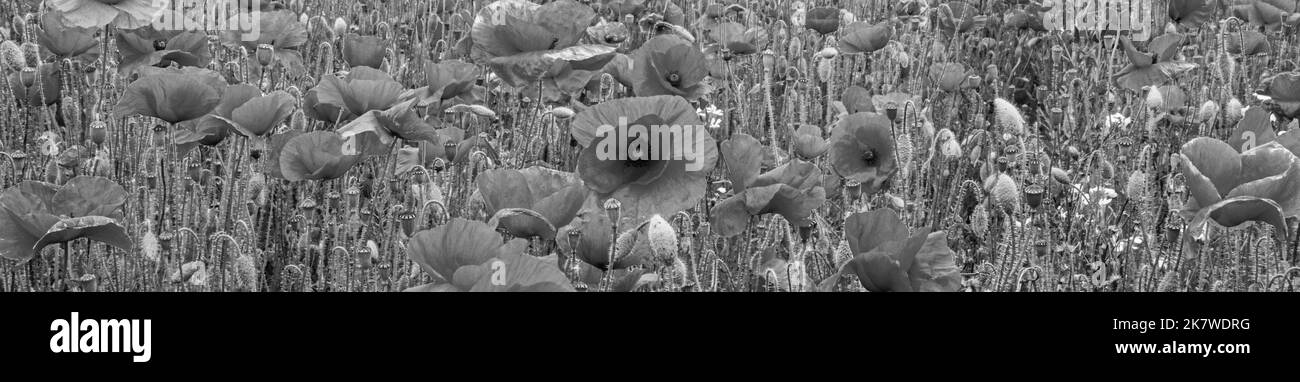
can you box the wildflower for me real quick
[822,208,961,292]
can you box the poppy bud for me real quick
[333,17,349,37]
[0,40,23,71]
[20,42,38,68]
[1125,171,1148,200]
[1224,97,1244,121]
[645,215,677,263]
[89,121,107,145]
[1196,100,1220,123]
[255,44,275,67]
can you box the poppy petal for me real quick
[229,90,296,137]
[720,133,763,190]
[51,176,127,220]
[262,130,304,179]
[406,218,508,282]
[1180,137,1241,196]
[844,208,909,255]
[279,131,360,181]
[908,231,962,292]
[33,216,132,255]
[1187,196,1289,245]
[469,251,575,292]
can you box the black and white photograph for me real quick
[0,0,1297,367]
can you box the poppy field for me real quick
[1,0,1299,293]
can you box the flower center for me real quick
[153,39,168,51]
[861,149,876,165]
[666,72,682,87]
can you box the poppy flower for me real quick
[556,207,677,272]
[262,130,304,179]
[1113,34,1196,91]
[278,131,361,181]
[829,112,897,195]
[115,26,212,75]
[404,218,573,292]
[632,35,711,100]
[1168,0,1213,26]
[36,12,101,65]
[221,10,308,76]
[114,67,225,124]
[710,134,826,237]
[791,123,829,159]
[930,62,975,92]
[1228,107,1277,153]
[820,208,961,292]
[804,7,839,34]
[474,167,587,239]
[1226,30,1270,56]
[587,19,630,47]
[0,176,131,262]
[47,0,164,29]
[570,95,718,228]
[707,22,768,55]
[933,1,988,34]
[840,86,875,114]
[337,99,440,155]
[1257,72,1300,118]
[469,0,616,91]
[838,21,891,54]
[8,64,61,107]
[403,59,482,109]
[1230,0,1299,28]
[304,66,405,123]
[1176,138,1300,244]
[1003,8,1045,31]
[341,33,388,69]
[178,84,263,153]
[213,90,296,137]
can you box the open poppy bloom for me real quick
[706,22,768,56]
[8,64,62,107]
[305,66,405,123]
[1114,34,1196,91]
[1168,0,1213,27]
[829,112,897,195]
[804,7,840,34]
[278,131,361,181]
[840,86,875,114]
[115,26,212,75]
[474,167,587,239]
[710,134,827,237]
[587,19,630,47]
[1176,137,1300,245]
[36,11,101,65]
[404,218,574,292]
[930,62,975,92]
[933,1,989,34]
[213,90,296,137]
[819,208,961,292]
[632,35,711,100]
[178,84,263,153]
[48,0,164,29]
[1228,107,1277,153]
[337,99,440,155]
[341,33,388,69]
[1257,71,1300,118]
[114,67,225,124]
[402,60,482,109]
[838,21,891,54]
[1230,0,1299,28]
[791,123,829,159]
[570,95,717,228]
[469,0,616,92]
[261,130,304,179]
[0,176,131,262]
[1226,30,1270,56]
[221,10,308,76]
